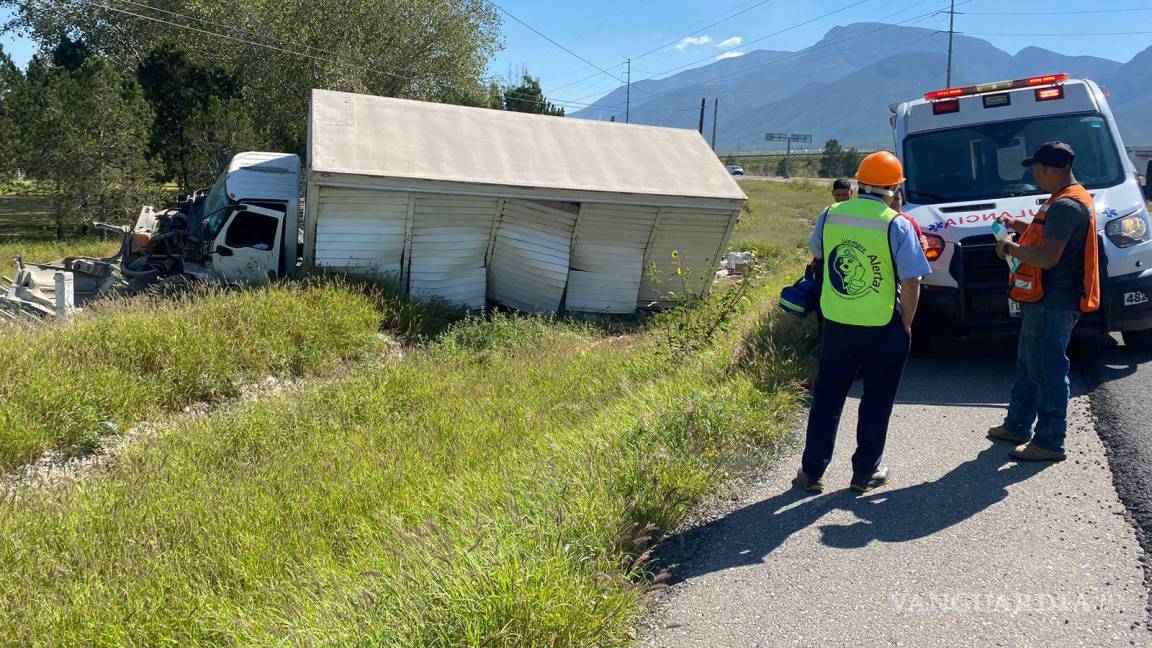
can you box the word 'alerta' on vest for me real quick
[829,240,884,298]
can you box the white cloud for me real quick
[717,36,743,48]
[716,51,746,60]
[674,35,712,50]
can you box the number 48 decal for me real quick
[1124,291,1149,306]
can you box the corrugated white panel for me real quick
[488,200,578,313]
[566,204,658,313]
[639,208,735,304]
[313,187,409,278]
[407,194,498,308]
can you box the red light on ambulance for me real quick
[925,87,965,101]
[1025,74,1068,86]
[1035,86,1065,102]
[923,233,945,262]
[924,73,1069,102]
[932,99,960,115]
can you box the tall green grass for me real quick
[0,281,814,645]
[0,279,464,470]
[0,180,828,645]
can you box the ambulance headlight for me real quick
[1105,210,1151,248]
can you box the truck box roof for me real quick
[308,89,746,203]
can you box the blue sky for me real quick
[3,0,1151,112]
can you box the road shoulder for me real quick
[643,351,1150,647]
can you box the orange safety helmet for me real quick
[855,151,905,187]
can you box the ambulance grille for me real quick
[960,234,1008,285]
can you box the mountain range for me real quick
[571,23,1152,152]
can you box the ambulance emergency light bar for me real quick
[923,74,1068,102]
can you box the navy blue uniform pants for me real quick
[801,316,910,480]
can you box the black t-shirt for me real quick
[1041,197,1091,310]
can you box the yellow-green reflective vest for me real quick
[820,198,898,327]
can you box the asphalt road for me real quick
[643,339,1152,647]
[1076,335,1152,621]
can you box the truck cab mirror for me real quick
[215,245,234,257]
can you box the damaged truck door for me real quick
[209,204,286,283]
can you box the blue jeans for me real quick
[1003,303,1080,452]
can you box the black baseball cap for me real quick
[1021,141,1075,168]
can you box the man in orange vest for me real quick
[989,142,1099,462]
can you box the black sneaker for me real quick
[850,466,890,493]
[792,468,824,493]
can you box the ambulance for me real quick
[892,74,1152,353]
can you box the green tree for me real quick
[3,0,503,154]
[184,96,259,187]
[775,157,788,177]
[137,44,243,191]
[819,138,864,178]
[50,34,90,71]
[819,139,844,178]
[502,73,564,116]
[9,56,155,238]
[0,45,22,178]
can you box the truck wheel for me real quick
[1121,328,1152,352]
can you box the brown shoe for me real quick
[850,466,891,493]
[987,424,1030,444]
[792,468,824,493]
[1010,442,1066,462]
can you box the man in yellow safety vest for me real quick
[793,151,932,493]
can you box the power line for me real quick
[553,0,935,107]
[88,1,616,111]
[491,3,624,84]
[636,0,872,82]
[617,3,959,109]
[541,0,787,97]
[629,0,777,61]
[961,7,1152,15]
[965,30,1152,36]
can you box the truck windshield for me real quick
[904,113,1125,204]
[200,170,235,242]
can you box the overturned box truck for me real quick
[4,90,747,317]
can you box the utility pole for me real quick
[946,0,955,86]
[698,97,706,135]
[710,98,719,151]
[625,58,631,124]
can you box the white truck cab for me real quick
[185,152,301,282]
[892,74,1152,350]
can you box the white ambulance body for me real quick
[892,74,1152,350]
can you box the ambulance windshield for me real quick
[904,113,1125,204]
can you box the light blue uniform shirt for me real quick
[809,195,932,281]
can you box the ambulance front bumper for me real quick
[1102,268,1152,332]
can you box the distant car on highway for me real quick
[727,164,745,175]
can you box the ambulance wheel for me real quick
[909,328,932,357]
[1121,327,1152,353]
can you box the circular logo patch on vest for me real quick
[828,240,883,299]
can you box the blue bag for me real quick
[779,263,819,318]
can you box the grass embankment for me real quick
[0,279,462,471]
[0,180,826,645]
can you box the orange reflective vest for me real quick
[1008,183,1100,312]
